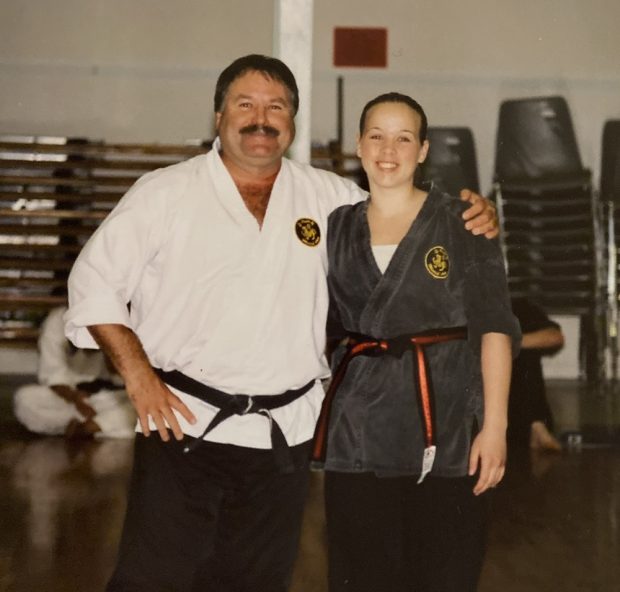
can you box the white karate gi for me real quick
[14,307,136,438]
[65,139,365,448]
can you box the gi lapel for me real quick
[359,193,438,337]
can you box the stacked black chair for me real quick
[601,121,620,204]
[600,120,620,379]
[421,127,479,196]
[493,96,598,377]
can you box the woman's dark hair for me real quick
[358,92,428,142]
[214,54,299,115]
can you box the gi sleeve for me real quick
[314,168,367,213]
[64,171,169,349]
[462,233,521,357]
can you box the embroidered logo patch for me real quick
[425,246,449,279]
[295,218,321,247]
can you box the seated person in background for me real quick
[13,307,136,439]
[508,297,564,452]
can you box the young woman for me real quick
[313,93,520,592]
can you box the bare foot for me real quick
[530,421,562,452]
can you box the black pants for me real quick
[325,471,488,592]
[508,351,555,446]
[107,434,311,592]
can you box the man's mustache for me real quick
[239,124,280,137]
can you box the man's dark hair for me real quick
[358,92,428,142]
[214,54,299,115]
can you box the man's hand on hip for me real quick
[87,323,197,442]
[126,371,196,441]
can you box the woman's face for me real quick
[357,101,429,191]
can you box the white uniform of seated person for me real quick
[13,307,136,438]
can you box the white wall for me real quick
[1,1,619,192]
[0,0,274,142]
[312,0,620,193]
[542,315,581,379]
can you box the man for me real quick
[65,54,498,591]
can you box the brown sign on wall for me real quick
[333,27,388,68]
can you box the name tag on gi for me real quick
[417,445,436,484]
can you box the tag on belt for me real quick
[417,445,436,484]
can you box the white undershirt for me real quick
[372,244,398,274]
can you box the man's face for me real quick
[215,70,295,175]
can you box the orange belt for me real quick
[311,327,467,481]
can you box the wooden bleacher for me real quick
[0,135,360,347]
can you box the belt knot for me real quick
[229,394,254,415]
[382,335,414,358]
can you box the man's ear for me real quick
[418,139,430,164]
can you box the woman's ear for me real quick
[418,139,430,164]
[356,135,362,159]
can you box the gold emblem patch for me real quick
[295,218,321,247]
[425,246,449,279]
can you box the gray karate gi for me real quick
[324,189,520,477]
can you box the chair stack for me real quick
[493,97,597,316]
[421,127,480,196]
[600,120,620,378]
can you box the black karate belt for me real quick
[153,367,314,473]
[75,378,123,394]
[311,327,468,480]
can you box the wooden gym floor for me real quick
[0,376,618,592]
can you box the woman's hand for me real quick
[468,425,507,495]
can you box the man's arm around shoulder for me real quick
[460,189,498,239]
